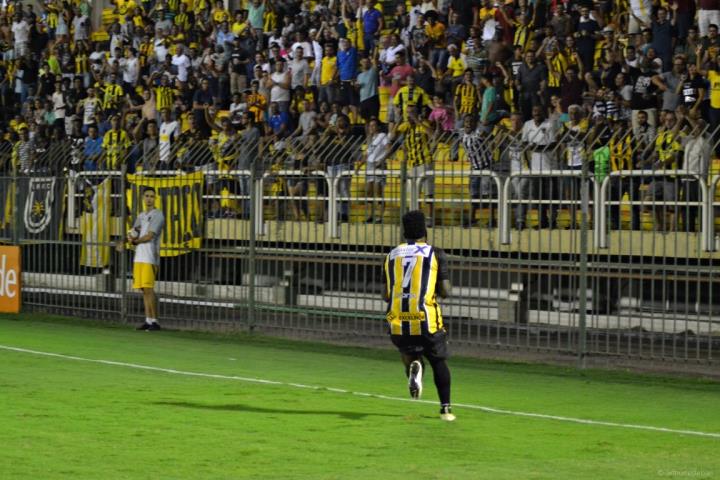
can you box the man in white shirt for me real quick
[120,48,140,88]
[127,187,166,331]
[171,45,191,83]
[51,81,67,129]
[158,108,180,166]
[628,0,652,34]
[11,14,30,58]
[522,104,559,228]
[682,119,712,232]
[154,30,169,63]
[72,8,89,42]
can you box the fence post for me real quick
[577,161,591,368]
[248,167,257,331]
[11,168,19,245]
[119,167,128,324]
[400,158,408,218]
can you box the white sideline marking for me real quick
[1,344,719,439]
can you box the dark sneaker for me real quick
[137,323,150,330]
[147,323,162,331]
[408,360,423,399]
[440,405,456,422]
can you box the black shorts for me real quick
[338,81,358,107]
[360,95,380,121]
[390,330,449,361]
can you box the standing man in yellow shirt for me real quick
[318,43,338,106]
[425,12,447,71]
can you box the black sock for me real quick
[429,358,451,406]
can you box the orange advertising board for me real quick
[0,246,21,313]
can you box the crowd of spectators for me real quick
[0,0,717,229]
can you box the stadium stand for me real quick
[0,0,718,232]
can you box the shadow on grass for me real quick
[153,400,400,420]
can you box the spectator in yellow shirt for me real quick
[425,13,447,70]
[318,43,338,106]
[443,44,466,95]
[211,0,230,24]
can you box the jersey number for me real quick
[401,257,417,288]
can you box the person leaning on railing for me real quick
[645,109,687,232]
[393,104,435,227]
[608,118,642,231]
[496,112,529,230]
[521,104,558,229]
[356,117,389,224]
[320,114,357,223]
[560,105,589,229]
[461,114,496,228]
[681,117,712,233]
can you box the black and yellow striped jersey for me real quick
[397,121,432,167]
[393,86,431,121]
[101,83,124,110]
[155,85,175,111]
[609,133,637,172]
[655,129,684,170]
[102,129,131,169]
[547,52,567,89]
[384,242,448,335]
[513,20,533,51]
[174,11,190,30]
[75,53,89,74]
[454,82,479,115]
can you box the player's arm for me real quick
[435,248,451,298]
[132,213,164,244]
[382,256,390,302]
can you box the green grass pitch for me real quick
[0,314,719,479]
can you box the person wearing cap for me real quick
[382,210,455,421]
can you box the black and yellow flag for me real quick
[126,172,204,257]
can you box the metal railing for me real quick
[4,126,720,369]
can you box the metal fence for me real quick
[3,123,720,370]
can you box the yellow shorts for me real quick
[133,262,158,290]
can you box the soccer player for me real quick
[383,210,455,421]
[128,187,166,331]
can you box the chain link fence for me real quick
[3,122,720,370]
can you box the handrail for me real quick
[500,170,596,244]
[598,170,709,250]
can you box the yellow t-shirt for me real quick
[212,8,230,23]
[320,56,337,86]
[709,70,720,109]
[447,55,466,78]
[232,21,248,35]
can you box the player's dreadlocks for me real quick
[402,210,427,241]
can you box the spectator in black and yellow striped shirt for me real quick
[453,69,479,129]
[393,105,436,226]
[99,73,124,114]
[151,72,176,113]
[102,114,131,170]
